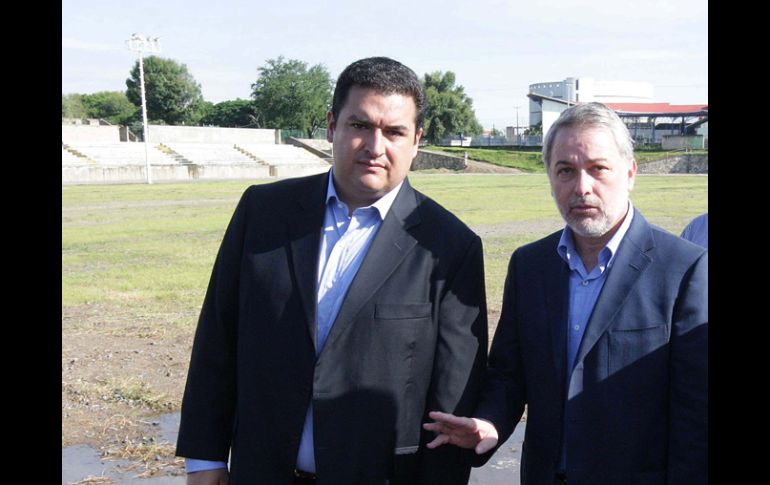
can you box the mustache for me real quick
[569,196,601,209]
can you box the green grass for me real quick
[423,145,545,172]
[62,174,707,319]
[423,145,708,169]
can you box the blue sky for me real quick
[62,0,707,130]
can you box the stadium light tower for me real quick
[126,33,161,184]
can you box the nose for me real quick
[574,169,593,196]
[365,129,385,159]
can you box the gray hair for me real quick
[542,102,634,169]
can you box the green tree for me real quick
[251,57,332,137]
[422,71,483,144]
[125,56,205,125]
[62,94,87,119]
[523,121,542,136]
[81,91,138,125]
[201,99,259,127]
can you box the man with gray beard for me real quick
[423,102,707,485]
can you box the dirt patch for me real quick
[63,299,507,478]
[62,302,192,477]
[464,159,522,173]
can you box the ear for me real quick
[627,159,638,191]
[412,127,423,157]
[326,111,335,143]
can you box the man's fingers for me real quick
[427,411,474,430]
[423,421,443,433]
[475,436,499,455]
[425,433,451,449]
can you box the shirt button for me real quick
[582,280,589,286]
[573,325,580,331]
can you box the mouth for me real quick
[356,160,386,170]
[569,204,599,215]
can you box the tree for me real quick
[81,91,138,125]
[251,57,332,137]
[523,121,542,136]
[201,99,259,128]
[125,56,205,125]
[422,71,483,144]
[62,94,87,119]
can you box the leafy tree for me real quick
[62,94,87,119]
[201,99,259,128]
[523,121,542,136]
[81,91,138,125]
[190,100,215,126]
[125,56,205,125]
[422,71,483,144]
[490,127,503,137]
[251,57,332,137]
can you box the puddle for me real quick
[62,413,184,485]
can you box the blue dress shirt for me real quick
[186,170,403,474]
[556,203,634,472]
[680,213,708,248]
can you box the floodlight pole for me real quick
[126,34,161,184]
[514,105,520,144]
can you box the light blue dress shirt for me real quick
[680,213,708,248]
[186,170,403,474]
[556,203,634,472]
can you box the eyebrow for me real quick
[553,158,609,166]
[346,115,409,132]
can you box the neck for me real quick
[573,219,624,272]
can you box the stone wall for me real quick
[637,154,708,174]
[411,149,466,171]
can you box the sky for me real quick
[62,0,707,130]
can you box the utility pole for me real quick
[514,106,520,145]
[126,33,161,184]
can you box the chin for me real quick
[568,218,612,238]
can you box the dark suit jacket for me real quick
[176,172,488,485]
[474,210,707,485]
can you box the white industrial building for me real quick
[526,77,707,148]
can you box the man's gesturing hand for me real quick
[422,410,499,455]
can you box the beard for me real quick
[559,195,626,239]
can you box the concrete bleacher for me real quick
[236,144,327,164]
[235,144,330,178]
[295,138,332,154]
[62,146,90,166]
[162,143,259,165]
[62,123,328,184]
[65,143,177,166]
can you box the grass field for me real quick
[423,145,708,172]
[62,173,707,476]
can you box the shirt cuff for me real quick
[185,458,228,473]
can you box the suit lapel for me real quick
[573,211,655,367]
[320,179,421,355]
[288,173,328,351]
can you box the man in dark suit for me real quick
[424,102,707,484]
[176,57,488,485]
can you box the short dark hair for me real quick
[331,57,426,130]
